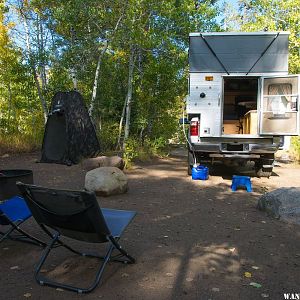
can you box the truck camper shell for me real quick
[187,31,299,177]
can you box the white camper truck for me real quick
[187,32,299,177]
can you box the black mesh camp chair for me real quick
[0,195,46,246]
[17,182,136,294]
[0,170,45,246]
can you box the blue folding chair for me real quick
[17,182,137,294]
[0,195,45,246]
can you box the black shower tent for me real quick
[40,91,100,165]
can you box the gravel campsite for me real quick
[1,152,300,300]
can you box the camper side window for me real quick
[267,83,292,114]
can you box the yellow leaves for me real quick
[112,49,128,62]
[244,272,252,278]
[7,21,16,29]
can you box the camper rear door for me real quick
[259,75,300,136]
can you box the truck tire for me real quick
[187,151,193,175]
[255,156,274,178]
[188,164,192,175]
[256,167,273,178]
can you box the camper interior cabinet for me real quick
[222,77,259,135]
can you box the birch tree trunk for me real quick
[37,15,47,92]
[22,11,48,123]
[7,83,13,132]
[88,40,108,116]
[70,27,78,90]
[123,46,135,150]
[116,96,127,150]
[88,7,126,117]
[70,68,78,90]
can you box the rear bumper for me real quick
[189,137,280,158]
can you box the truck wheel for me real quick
[255,156,274,178]
[256,166,273,178]
[188,164,192,175]
[187,151,193,175]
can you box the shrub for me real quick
[291,136,300,162]
[0,132,43,155]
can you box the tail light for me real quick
[190,120,199,136]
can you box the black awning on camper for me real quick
[189,32,289,73]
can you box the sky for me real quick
[216,0,240,26]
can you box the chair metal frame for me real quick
[17,183,136,294]
[0,196,46,246]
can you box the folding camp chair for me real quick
[17,182,136,294]
[0,195,46,246]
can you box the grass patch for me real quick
[0,133,42,155]
[123,137,169,168]
[291,136,300,162]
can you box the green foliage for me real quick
[291,137,300,161]
[123,136,169,167]
[0,2,44,153]
[98,121,119,153]
[1,0,219,159]
[123,137,140,167]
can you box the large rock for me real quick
[257,187,300,224]
[82,156,125,171]
[85,167,128,196]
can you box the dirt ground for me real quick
[1,152,300,300]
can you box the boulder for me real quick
[257,187,300,224]
[82,156,125,171]
[85,167,128,196]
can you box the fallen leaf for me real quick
[163,236,168,238]
[56,288,64,292]
[229,247,236,253]
[261,293,269,298]
[23,293,31,298]
[10,266,19,270]
[186,277,193,282]
[252,266,259,270]
[212,287,220,292]
[244,272,252,278]
[166,273,173,277]
[250,282,262,288]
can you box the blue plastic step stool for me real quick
[231,175,252,192]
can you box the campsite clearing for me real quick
[0,152,300,300]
